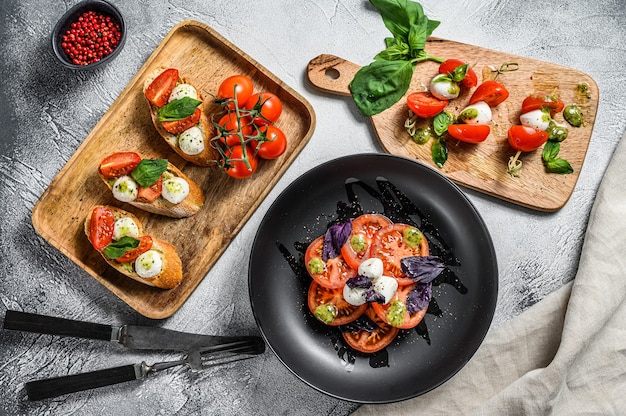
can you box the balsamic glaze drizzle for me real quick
[276,177,468,368]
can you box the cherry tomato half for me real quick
[244,92,283,125]
[137,176,162,202]
[145,68,179,107]
[521,94,565,117]
[251,124,287,159]
[447,124,491,143]
[370,223,430,286]
[224,144,258,179]
[406,91,448,118]
[371,283,428,329]
[161,107,202,134]
[217,112,254,147]
[99,152,141,178]
[89,206,115,251]
[469,80,509,107]
[507,125,549,152]
[438,59,478,88]
[217,75,254,110]
[305,236,357,289]
[340,214,393,270]
[115,235,153,263]
[342,306,399,354]
[307,281,367,326]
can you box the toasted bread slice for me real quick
[85,205,183,289]
[98,153,204,218]
[143,67,219,167]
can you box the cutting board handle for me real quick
[307,54,360,97]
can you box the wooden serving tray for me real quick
[307,40,598,211]
[31,20,315,319]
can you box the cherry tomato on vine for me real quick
[251,125,287,159]
[217,75,254,109]
[217,112,254,146]
[342,306,399,354]
[244,92,283,125]
[89,206,115,251]
[406,92,448,118]
[447,124,491,143]
[115,236,153,263]
[161,107,201,134]
[521,94,565,117]
[507,125,549,152]
[438,59,478,88]
[145,68,178,107]
[99,152,141,178]
[224,144,258,179]
[307,281,367,326]
[469,80,509,107]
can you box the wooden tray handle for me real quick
[307,54,360,97]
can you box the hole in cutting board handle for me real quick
[325,67,340,80]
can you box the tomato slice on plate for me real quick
[145,68,179,107]
[161,107,202,134]
[99,152,141,178]
[305,236,357,289]
[447,124,490,143]
[369,223,430,286]
[341,214,393,270]
[469,80,509,107]
[406,91,448,118]
[438,59,478,88]
[371,283,428,329]
[307,281,367,326]
[521,94,564,117]
[342,306,399,354]
[115,235,153,263]
[89,206,115,251]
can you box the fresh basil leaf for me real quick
[425,18,440,37]
[157,96,202,122]
[407,19,428,52]
[545,158,574,174]
[349,59,415,116]
[432,137,448,167]
[450,63,469,82]
[406,283,432,313]
[542,140,560,162]
[322,220,352,260]
[374,40,410,61]
[131,158,168,188]
[370,0,425,39]
[401,255,445,283]
[103,236,140,259]
[346,275,373,289]
[433,111,454,137]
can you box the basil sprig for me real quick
[349,0,443,116]
[157,97,202,121]
[103,236,140,259]
[131,158,168,187]
[542,141,573,174]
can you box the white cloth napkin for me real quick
[354,132,626,415]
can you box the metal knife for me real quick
[2,310,262,352]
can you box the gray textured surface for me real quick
[1,0,625,414]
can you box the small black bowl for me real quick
[51,0,126,70]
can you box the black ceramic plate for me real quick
[248,153,498,403]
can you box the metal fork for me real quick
[25,338,265,401]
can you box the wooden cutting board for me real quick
[307,40,598,211]
[31,20,315,319]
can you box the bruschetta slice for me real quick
[85,205,183,289]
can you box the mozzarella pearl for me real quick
[343,285,368,306]
[161,177,190,204]
[520,109,551,131]
[112,176,138,202]
[429,74,460,100]
[373,275,399,305]
[458,101,492,125]
[178,126,205,155]
[358,258,384,281]
[169,83,198,102]
[135,250,163,279]
[113,217,139,240]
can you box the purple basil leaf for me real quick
[322,220,352,260]
[365,288,385,304]
[401,255,445,283]
[406,283,432,314]
[346,275,373,289]
[339,314,379,333]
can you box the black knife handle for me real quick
[3,310,113,341]
[25,364,140,401]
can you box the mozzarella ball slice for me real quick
[429,74,460,100]
[343,285,368,306]
[520,109,551,131]
[169,83,198,102]
[358,258,384,281]
[113,217,140,240]
[458,101,492,125]
[112,176,138,202]
[162,177,190,204]
[135,250,163,279]
[373,275,399,305]
[178,126,205,155]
